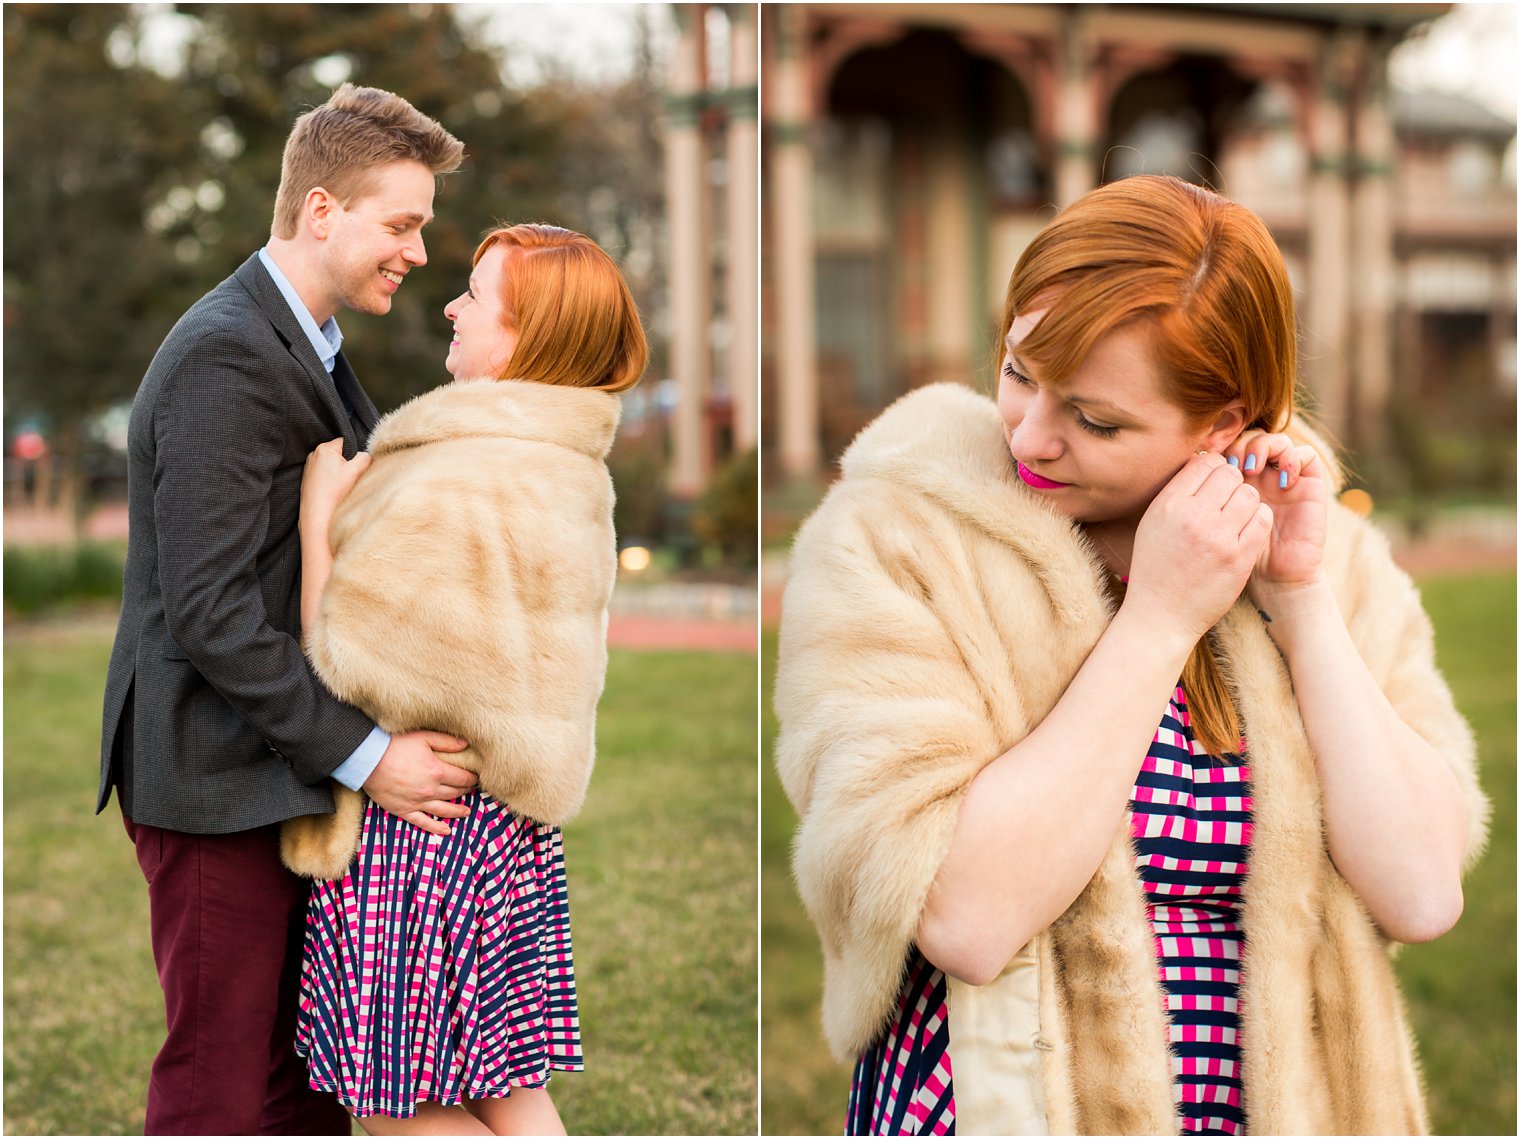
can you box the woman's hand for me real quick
[300,438,372,536]
[1124,452,1274,647]
[1222,430,1330,607]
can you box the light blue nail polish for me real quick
[1244,454,1257,472]
[1226,455,1239,468]
[1279,469,1289,489]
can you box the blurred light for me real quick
[619,545,652,573]
[12,431,47,461]
[311,54,353,87]
[1339,488,1374,517]
[200,118,244,161]
[195,180,225,212]
[89,404,132,452]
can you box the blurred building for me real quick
[762,3,1517,481]
[666,2,759,499]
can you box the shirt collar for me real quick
[257,246,343,375]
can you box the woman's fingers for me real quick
[1156,450,1231,501]
[1243,501,1275,548]
[1225,431,1305,489]
[1215,476,1265,539]
[1194,455,1249,505]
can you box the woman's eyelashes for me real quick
[1075,415,1120,439]
[1003,361,1121,439]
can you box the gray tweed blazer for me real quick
[97,252,382,833]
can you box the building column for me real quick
[666,4,711,498]
[1350,33,1395,460]
[924,124,975,385]
[725,3,759,452]
[771,5,820,479]
[1054,7,1098,206]
[1305,29,1356,443]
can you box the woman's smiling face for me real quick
[444,243,519,380]
[996,308,1241,527]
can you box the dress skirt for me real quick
[295,789,583,1118]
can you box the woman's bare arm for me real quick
[1230,431,1468,943]
[1257,580,1468,943]
[298,438,370,643]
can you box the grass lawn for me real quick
[761,570,1516,1136]
[3,619,757,1136]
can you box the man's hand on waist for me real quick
[363,731,477,836]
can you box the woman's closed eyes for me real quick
[1003,361,1121,439]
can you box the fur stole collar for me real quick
[367,376,620,460]
[840,381,1115,625]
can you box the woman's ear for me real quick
[1201,400,1248,452]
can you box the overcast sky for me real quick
[459,3,672,87]
[1388,1,1516,121]
[469,1,1516,121]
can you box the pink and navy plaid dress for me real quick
[296,789,582,1118]
[847,685,1253,1136]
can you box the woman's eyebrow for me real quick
[1066,393,1131,419]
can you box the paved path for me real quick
[608,614,756,653]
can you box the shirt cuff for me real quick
[330,725,389,791]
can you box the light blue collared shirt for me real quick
[257,247,344,373]
[258,246,389,792]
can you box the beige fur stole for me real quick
[280,378,620,879]
[775,382,1487,1133]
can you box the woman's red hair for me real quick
[472,223,648,394]
[1002,175,1298,433]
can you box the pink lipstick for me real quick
[1015,460,1071,490]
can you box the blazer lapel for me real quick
[332,353,380,447]
[234,253,357,449]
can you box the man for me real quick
[98,84,480,1135]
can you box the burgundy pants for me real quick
[124,813,351,1136]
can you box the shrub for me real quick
[694,447,758,568]
[608,430,669,547]
[3,542,124,616]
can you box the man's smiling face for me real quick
[318,158,435,319]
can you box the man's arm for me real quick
[152,331,374,782]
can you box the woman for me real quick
[774,176,1488,1136]
[285,223,647,1135]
